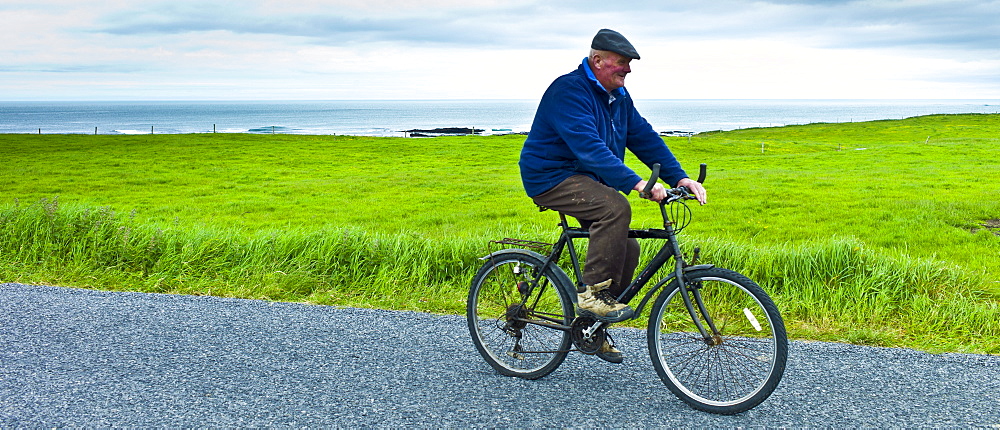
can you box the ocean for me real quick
[1,99,997,137]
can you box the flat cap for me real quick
[591,28,640,60]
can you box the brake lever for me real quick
[662,186,699,205]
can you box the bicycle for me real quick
[466,163,788,415]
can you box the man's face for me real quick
[593,51,632,92]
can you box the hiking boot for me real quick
[577,280,634,323]
[596,340,623,364]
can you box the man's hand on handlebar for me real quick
[637,163,707,205]
[677,178,708,205]
[634,180,668,202]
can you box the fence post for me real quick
[95,127,98,135]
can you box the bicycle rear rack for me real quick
[490,238,553,250]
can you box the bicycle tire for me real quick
[467,250,575,379]
[647,267,788,414]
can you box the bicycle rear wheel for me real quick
[648,267,787,414]
[467,250,574,379]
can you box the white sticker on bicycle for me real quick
[744,308,763,331]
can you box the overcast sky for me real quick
[3,0,1000,100]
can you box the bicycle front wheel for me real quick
[467,250,574,379]
[648,267,788,415]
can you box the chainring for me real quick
[570,316,606,354]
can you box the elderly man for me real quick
[518,29,707,363]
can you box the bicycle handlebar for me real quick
[640,162,708,201]
[639,163,661,199]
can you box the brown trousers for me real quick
[531,175,640,298]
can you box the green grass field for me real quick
[2,113,998,354]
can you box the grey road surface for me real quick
[1,283,998,427]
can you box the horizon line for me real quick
[4,98,1000,103]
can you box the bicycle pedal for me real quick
[506,351,525,360]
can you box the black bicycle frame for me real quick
[526,211,718,341]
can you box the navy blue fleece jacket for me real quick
[519,58,687,197]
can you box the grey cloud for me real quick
[809,1,1000,50]
[0,64,147,74]
[698,0,1000,53]
[93,2,562,48]
[592,0,1000,54]
[89,0,1000,56]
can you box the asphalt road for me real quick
[1,283,998,427]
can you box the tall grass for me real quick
[3,196,997,353]
[684,235,998,353]
[0,197,482,313]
